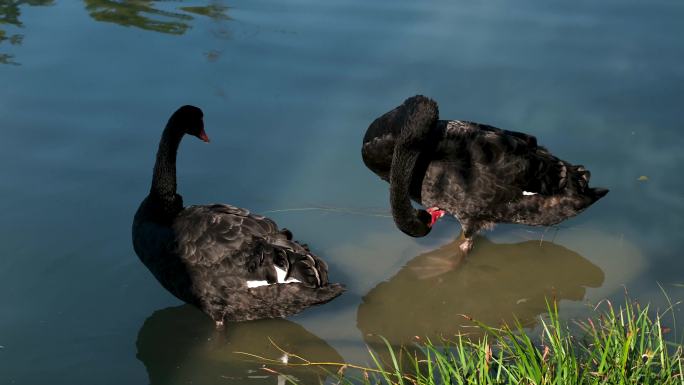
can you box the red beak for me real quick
[426,207,446,227]
[198,128,210,143]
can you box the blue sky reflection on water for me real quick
[0,0,683,383]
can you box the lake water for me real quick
[1,0,683,383]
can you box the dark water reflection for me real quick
[84,1,230,35]
[137,305,342,385]
[358,237,604,345]
[0,0,54,64]
[1,0,229,64]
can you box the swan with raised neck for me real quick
[132,106,344,327]
[147,105,208,222]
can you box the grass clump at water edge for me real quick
[238,297,684,384]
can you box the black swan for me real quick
[133,105,344,327]
[361,95,609,252]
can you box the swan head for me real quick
[170,105,209,142]
[396,207,446,237]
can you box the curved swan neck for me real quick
[150,122,184,201]
[390,148,431,237]
[387,95,440,237]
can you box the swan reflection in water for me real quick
[357,237,605,346]
[136,305,342,385]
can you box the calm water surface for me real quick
[1,0,683,383]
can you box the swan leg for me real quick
[459,222,478,253]
[459,238,474,253]
[202,298,227,330]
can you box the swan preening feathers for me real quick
[362,95,608,252]
[132,106,344,327]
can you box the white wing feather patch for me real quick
[275,266,301,284]
[523,191,537,196]
[246,266,301,288]
[246,280,270,288]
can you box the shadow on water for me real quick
[1,1,230,64]
[357,236,605,347]
[0,0,54,65]
[136,305,343,385]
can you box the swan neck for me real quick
[389,149,431,237]
[150,123,184,201]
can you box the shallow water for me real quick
[1,0,683,383]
